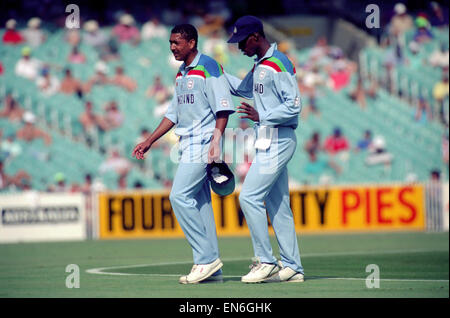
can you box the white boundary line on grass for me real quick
[86,248,449,283]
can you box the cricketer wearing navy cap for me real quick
[227,15,264,44]
[224,15,305,284]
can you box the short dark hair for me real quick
[171,24,198,48]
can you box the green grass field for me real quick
[0,232,448,298]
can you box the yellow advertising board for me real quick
[98,184,425,239]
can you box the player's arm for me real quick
[132,117,174,160]
[205,67,235,162]
[223,70,254,99]
[132,94,177,160]
[260,71,301,126]
[208,111,230,163]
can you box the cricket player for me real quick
[225,16,304,283]
[132,24,234,284]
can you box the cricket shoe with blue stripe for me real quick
[179,258,223,284]
[241,257,280,283]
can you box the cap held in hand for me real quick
[206,161,235,196]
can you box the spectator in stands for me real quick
[365,136,393,167]
[112,14,140,45]
[22,17,46,48]
[382,58,396,94]
[2,19,24,45]
[153,93,172,118]
[16,112,52,145]
[134,180,144,189]
[432,73,449,126]
[60,68,83,95]
[327,60,352,91]
[36,66,60,97]
[103,101,124,130]
[414,97,433,123]
[15,47,42,80]
[83,20,108,48]
[79,101,109,135]
[84,61,110,92]
[349,76,368,109]
[0,61,3,75]
[0,93,24,122]
[389,3,414,40]
[428,43,449,69]
[301,92,320,120]
[202,29,228,65]
[354,130,373,152]
[300,65,325,96]
[304,131,322,156]
[413,17,434,44]
[324,127,350,155]
[83,20,119,61]
[1,131,22,160]
[48,172,69,192]
[304,149,342,177]
[0,159,31,191]
[65,29,81,47]
[146,75,170,101]
[141,17,168,40]
[309,37,329,61]
[99,148,132,186]
[80,173,93,194]
[384,42,407,67]
[68,46,86,64]
[429,2,448,28]
[111,66,137,92]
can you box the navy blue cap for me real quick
[206,162,235,196]
[227,15,263,43]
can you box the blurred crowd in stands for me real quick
[0,0,448,192]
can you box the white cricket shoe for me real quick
[241,257,280,283]
[266,265,305,283]
[179,258,223,284]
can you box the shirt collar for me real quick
[255,43,277,63]
[181,51,202,72]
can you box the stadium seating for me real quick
[0,24,448,192]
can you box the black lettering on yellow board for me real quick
[233,194,245,227]
[122,197,135,231]
[141,197,154,230]
[103,189,331,234]
[315,191,329,225]
[108,197,115,231]
[218,195,226,228]
[290,191,330,226]
[298,192,308,225]
[161,196,174,229]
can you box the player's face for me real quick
[170,33,195,62]
[238,34,257,57]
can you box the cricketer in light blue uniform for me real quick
[165,51,234,265]
[226,22,304,275]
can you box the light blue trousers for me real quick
[169,138,220,265]
[239,127,304,274]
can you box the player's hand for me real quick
[237,102,259,122]
[208,140,221,163]
[132,140,151,160]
